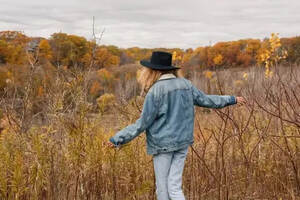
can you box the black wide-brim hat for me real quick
[140,51,180,70]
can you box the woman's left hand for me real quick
[103,141,117,148]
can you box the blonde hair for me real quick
[137,67,184,96]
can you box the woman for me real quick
[105,51,246,200]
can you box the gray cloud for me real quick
[0,0,299,48]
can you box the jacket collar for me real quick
[158,73,176,80]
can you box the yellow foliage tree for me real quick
[96,93,115,113]
[172,51,183,66]
[243,72,248,80]
[213,54,223,66]
[259,33,288,78]
[203,70,213,79]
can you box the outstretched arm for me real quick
[191,84,237,108]
[109,91,159,147]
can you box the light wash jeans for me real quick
[153,146,189,200]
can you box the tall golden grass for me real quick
[0,34,299,199]
[0,63,299,200]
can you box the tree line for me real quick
[1,30,300,69]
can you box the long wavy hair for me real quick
[137,67,184,96]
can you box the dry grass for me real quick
[0,63,299,200]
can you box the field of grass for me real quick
[0,63,299,200]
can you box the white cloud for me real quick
[0,0,299,48]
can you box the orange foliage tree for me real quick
[38,39,53,62]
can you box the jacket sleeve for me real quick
[109,91,159,147]
[190,82,237,108]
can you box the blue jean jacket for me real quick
[109,74,237,155]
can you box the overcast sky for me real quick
[1,0,300,49]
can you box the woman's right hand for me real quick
[236,96,246,105]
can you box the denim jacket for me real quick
[109,74,237,155]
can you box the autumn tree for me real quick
[38,39,53,63]
[0,31,28,65]
[281,36,300,64]
[213,54,223,66]
[49,32,90,67]
[94,47,120,69]
[0,40,8,63]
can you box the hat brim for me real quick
[140,60,180,70]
